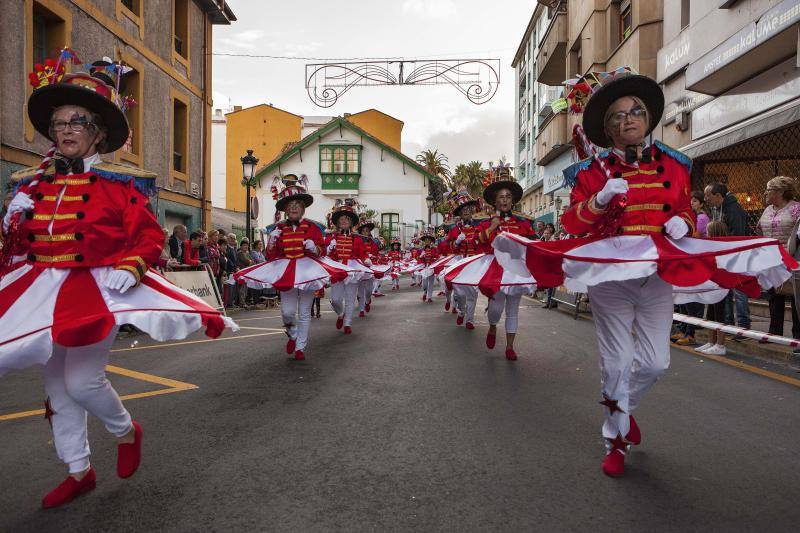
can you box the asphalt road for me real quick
[1,285,800,532]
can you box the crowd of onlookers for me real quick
[159,224,272,308]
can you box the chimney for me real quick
[233,105,242,112]
[343,113,351,117]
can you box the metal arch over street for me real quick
[305,59,501,108]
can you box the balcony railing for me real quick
[535,9,567,86]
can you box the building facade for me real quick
[656,0,800,233]
[0,0,235,232]
[252,116,433,246]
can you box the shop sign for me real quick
[657,31,691,82]
[542,149,575,195]
[662,92,714,125]
[687,0,800,85]
[692,57,800,139]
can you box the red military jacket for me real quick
[11,162,162,283]
[410,248,420,260]
[360,235,379,261]
[267,218,324,260]
[420,246,439,265]
[388,250,402,261]
[446,221,480,257]
[561,141,696,237]
[477,213,536,250]
[324,231,365,262]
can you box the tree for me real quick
[453,161,486,198]
[416,149,453,206]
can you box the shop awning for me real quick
[681,97,800,159]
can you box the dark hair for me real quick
[218,237,227,246]
[545,223,556,232]
[189,231,203,241]
[707,220,729,237]
[707,182,728,197]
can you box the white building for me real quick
[512,1,574,228]
[253,117,434,245]
[210,108,229,209]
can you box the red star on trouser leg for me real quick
[599,394,625,415]
[608,433,629,450]
[44,397,56,428]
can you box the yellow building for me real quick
[225,104,302,212]
[223,107,404,212]
[344,109,403,152]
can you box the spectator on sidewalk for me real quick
[169,224,187,260]
[704,182,752,331]
[534,220,545,240]
[182,231,204,266]
[236,238,254,306]
[223,234,240,307]
[250,240,266,264]
[695,221,732,355]
[157,229,179,271]
[198,231,210,265]
[691,190,710,237]
[757,176,800,340]
[206,230,222,290]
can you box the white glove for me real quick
[664,216,689,239]
[596,178,629,207]
[105,269,137,294]
[326,239,337,253]
[304,239,317,252]
[2,192,34,232]
[455,233,466,245]
[364,259,373,267]
[269,228,282,239]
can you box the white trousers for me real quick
[281,288,315,351]
[455,286,478,323]
[357,279,373,312]
[392,277,400,289]
[422,275,435,300]
[587,275,673,439]
[372,278,382,294]
[330,282,358,326]
[487,293,522,333]
[43,327,132,474]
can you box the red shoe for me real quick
[445,301,451,311]
[466,322,475,330]
[422,294,426,301]
[294,350,305,361]
[336,316,344,330]
[602,438,627,478]
[42,468,96,509]
[437,291,445,296]
[505,348,517,361]
[486,332,496,349]
[365,303,371,312]
[286,338,296,354]
[426,298,433,303]
[359,311,366,318]
[451,307,457,314]
[344,326,352,334]
[456,315,464,325]
[626,416,641,446]
[117,421,142,479]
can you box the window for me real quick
[117,0,143,40]
[171,89,190,182]
[31,3,68,68]
[680,0,690,29]
[382,213,400,241]
[620,0,632,41]
[319,146,361,175]
[173,0,189,60]
[120,0,140,16]
[119,53,144,164]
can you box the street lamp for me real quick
[425,193,434,225]
[241,149,259,242]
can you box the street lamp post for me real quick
[241,149,259,242]
[425,194,434,225]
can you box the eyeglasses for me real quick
[50,118,92,133]
[608,106,646,127]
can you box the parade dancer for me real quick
[0,52,237,508]
[235,175,351,360]
[324,200,369,334]
[419,229,439,302]
[371,236,388,297]
[490,68,797,476]
[388,239,403,291]
[355,217,377,316]
[444,165,537,360]
[444,191,481,329]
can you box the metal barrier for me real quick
[545,286,589,319]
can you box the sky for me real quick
[212,0,534,169]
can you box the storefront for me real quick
[541,149,576,230]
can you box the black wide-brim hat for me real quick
[483,181,523,206]
[331,210,359,227]
[275,191,313,212]
[28,75,129,153]
[453,198,480,216]
[357,221,375,232]
[582,74,664,148]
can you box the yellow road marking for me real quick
[526,296,800,389]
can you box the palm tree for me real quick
[416,149,453,205]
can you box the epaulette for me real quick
[654,140,692,173]
[562,156,594,189]
[92,162,158,197]
[10,165,55,183]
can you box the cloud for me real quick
[217,29,265,50]
[401,0,457,19]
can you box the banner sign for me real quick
[162,268,224,310]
